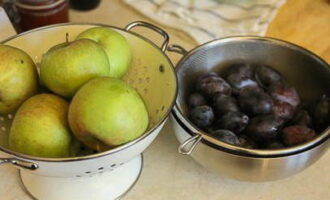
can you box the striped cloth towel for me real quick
[124,0,286,44]
[0,7,16,40]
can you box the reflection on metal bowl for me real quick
[172,36,330,181]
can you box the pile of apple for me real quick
[0,27,149,158]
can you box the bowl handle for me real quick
[0,157,38,170]
[178,134,202,155]
[167,44,187,55]
[125,21,169,52]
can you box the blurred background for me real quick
[0,0,329,63]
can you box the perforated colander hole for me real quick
[138,78,143,84]
[155,109,159,114]
[119,162,124,166]
[143,88,148,94]
[7,114,13,119]
[98,167,104,171]
[110,164,116,168]
[85,171,91,174]
[161,105,165,111]
[145,77,150,83]
[76,175,81,178]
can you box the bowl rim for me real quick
[0,22,178,162]
[173,35,330,157]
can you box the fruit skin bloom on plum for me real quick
[216,111,249,134]
[211,129,240,145]
[213,94,239,115]
[196,72,232,98]
[186,64,326,150]
[269,83,300,108]
[282,125,316,146]
[225,63,258,93]
[189,105,214,129]
[272,100,295,121]
[238,87,274,116]
[255,65,284,88]
[245,115,284,142]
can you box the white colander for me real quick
[0,21,178,199]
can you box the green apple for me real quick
[68,77,149,151]
[40,39,110,97]
[9,94,73,158]
[77,27,132,78]
[0,44,38,114]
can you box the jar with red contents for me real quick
[15,0,69,32]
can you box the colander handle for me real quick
[167,44,187,55]
[125,21,169,52]
[178,134,202,155]
[0,158,38,170]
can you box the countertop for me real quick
[0,0,329,199]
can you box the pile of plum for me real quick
[188,64,329,149]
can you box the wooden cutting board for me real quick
[267,0,330,62]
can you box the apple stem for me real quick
[66,33,69,43]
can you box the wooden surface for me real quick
[267,0,330,63]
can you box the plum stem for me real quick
[65,33,69,43]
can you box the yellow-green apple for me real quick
[9,94,73,158]
[77,27,132,78]
[0,44,38,114]
[40,39,110,97]
[68,77,149,151]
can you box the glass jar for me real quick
[15,0,69,32]
[70,0,100,11]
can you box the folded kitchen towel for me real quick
[0,7,16,40]
[124,0,286,44]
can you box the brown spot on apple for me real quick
[159,64,165,73]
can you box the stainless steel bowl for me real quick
[171,36,330,182]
